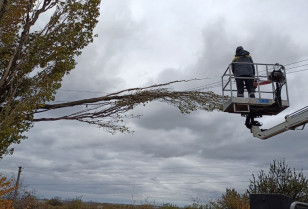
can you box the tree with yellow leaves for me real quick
[0,174,15,209]
[208,188,250,209]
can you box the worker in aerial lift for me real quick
[231,46,256,98]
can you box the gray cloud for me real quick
[1,0,308,206]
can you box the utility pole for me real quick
[13,166,22,201]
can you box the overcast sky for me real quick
[1,0,308,206]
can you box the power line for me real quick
[186,81,221,91]
[187,58,308,92]
[51,65,308,102]
[58,89,105,94]
[57,89,106,94]
[286,68,308,74]
[284,58,308,66]
[56,78,212,95]
[48,58,308,101]
[285,63,308,70]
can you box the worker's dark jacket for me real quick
[231,50,255,77]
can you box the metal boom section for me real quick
[251,106,308,139]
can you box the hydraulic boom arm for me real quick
[251,106,308,139]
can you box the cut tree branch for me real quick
[33,79,225,130]
[37,79,202,111]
